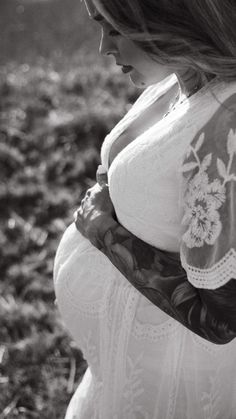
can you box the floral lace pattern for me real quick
[181,129,236,249]
[180,95,236,289]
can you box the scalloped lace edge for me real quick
[181,248,236,289]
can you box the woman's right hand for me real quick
[74,166,117,247]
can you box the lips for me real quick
[121,65,133,74]
[116,62,134,74]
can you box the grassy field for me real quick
[0,1,139,417]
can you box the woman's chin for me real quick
[128,69,149,88]
[129,69,152,89]
[129,68,174,88]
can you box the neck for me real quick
[175,68,210,98]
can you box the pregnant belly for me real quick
[54,223,127,340]
[53,223,181,362]
[54,223,123,308]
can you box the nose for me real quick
[99,30,118,56]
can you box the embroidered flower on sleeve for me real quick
[181,129,236,249]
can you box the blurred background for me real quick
[0,0,139,417]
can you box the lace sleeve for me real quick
[180,94,236,290]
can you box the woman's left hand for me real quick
[74,181,116,246]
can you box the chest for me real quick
[106,98,200,252]
[108,85,179,167]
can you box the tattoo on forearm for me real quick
[93,222,236,345]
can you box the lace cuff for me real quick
[180,94,236,289]
[181,248,236,289]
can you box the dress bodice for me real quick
[101,75,232,252]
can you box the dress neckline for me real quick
[104,75,178,170]
[102,75,223,172]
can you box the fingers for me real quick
[78,187,88,203]
[81,195,88,207]
[73,207,81,222]
[73,207,85,235]
[96,165,108,186]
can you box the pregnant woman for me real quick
[54,0,236,418]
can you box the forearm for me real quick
[94,219,236,345]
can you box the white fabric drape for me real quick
[54,75,236,419]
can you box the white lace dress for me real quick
[53,74,236,419]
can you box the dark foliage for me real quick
[0,54,138,418]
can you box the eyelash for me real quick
[99,22,120,37]
[108,30,120,37]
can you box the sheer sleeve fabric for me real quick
[180,94,236,290]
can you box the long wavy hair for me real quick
[96,0,236,81]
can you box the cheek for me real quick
[118,39,139,61]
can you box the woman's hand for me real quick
[74,168,117,246]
